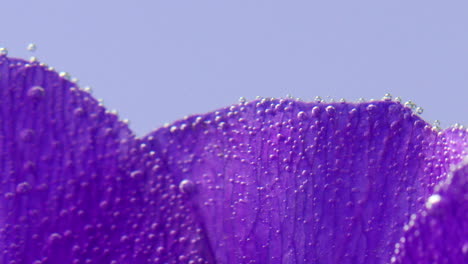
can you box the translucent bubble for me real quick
[325,105,336,115]
[27,86,45,99]
[297,111,307,120]
[415,107,424,114]
[130,170,143,179]
[27,43,37,52]
[404,100,416,110]
[179,179,195,194]
[16,182,31,194]
[382,93,392,101]
[366,104,377,112]
[425,194,441,209]
[311,106,321,117]
[20,129,35,142]
[83,86,93,93]
[59,72,70,80]
[432,120,441,131]
[48,233,62,243]
[0,47,8,56]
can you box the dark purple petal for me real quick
[391,136,468,264]
[0,57,214,263]
[144,99,466,263]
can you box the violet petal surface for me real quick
[0,57,213,263]
[392,157,468,264]
[0,56,467,263]
[144,99,467,263]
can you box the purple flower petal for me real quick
[144,99,466,263]
[1,55,467,263]
[392,135,468,263]
[0,57,214,263]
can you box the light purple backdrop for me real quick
[2,1,467,136]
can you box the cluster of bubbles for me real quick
[240,93,425,114]
[237,93,461,132]
[0,44,462,133]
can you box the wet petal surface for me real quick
[0,57,213,263]
[392,157,468,264]
[1,55,467,264]
[144,99,467,263]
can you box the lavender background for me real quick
[1,1,467,136]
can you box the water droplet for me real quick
[415,107,424,114]
[238,97,246,103]
[27,43,37,52]
[432,120,441,130]
[404,100,416,110]
[74,107,85,117]
[27,86,45,100]
[20,129,35,142]
[0,47,8,56]
[311,106,321,117]
[366,104,377,112]
[16,182,31,194]
[394,97,402,103]
[179,179,195,194]
[325,105,336,115]
[59,72,70,80]
[83,86,92,93]
[382,93,392,101]
[314,96,323,103]
[130,170,143,179]
[426,194,441,208]
[297,111,307,120]
[48,233,62,243]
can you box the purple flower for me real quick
[0,55,466,264]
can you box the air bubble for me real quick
[425,194,441,209]
[404,100,416,110]
[27,86,45,99]
[0,47,8,56]
[297,111,307,120]
[366,104,377,112]
[130,170,143,179]
[179,179,195,194]
[20,129,35,142]
[48,233,62,243]
[382,93,392,101]
[311,106,321,117]
[432,120,441,131]
[16,182,31,194]
[83,86,93,93]
[59,72,71,80]
[325,105,336,115]
[415,107,424,114]
[27,43,37,52]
